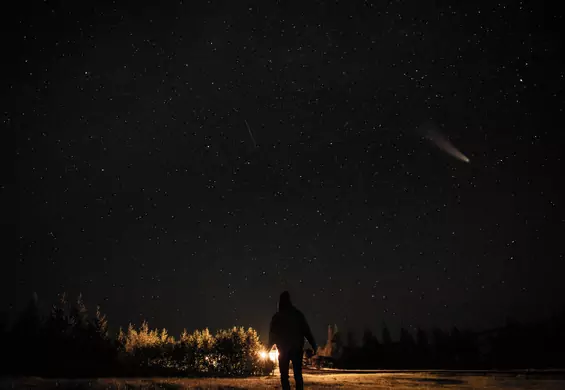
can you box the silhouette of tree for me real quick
[6,291,563,374]
[12,292,42,335]
[42,293,71,375]
[2,292,276,377]
[491,317,523,369]
[448,326,462,368]
[214,327,259,376]
[0,311,7,375]
[431,327,448,368]
[9,292,43,374]
[416,328,430,368]
[381,322,392,345]
[361,328,374,348]
[460,329,479,368]
[399,327,416,367]
[88,305,116,375]
[243,327,265,375]
[331,326,344,359]
[70,293,89,330]
[359,328,379,368]
[49,292,70,330]
[93,305,109,339]
[335,329,360,369]
[447,326,479,368]
[346,330,356,348]
[400,327,415,345]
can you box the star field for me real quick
[8,0,564,342]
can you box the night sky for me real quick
[8,0,564,344]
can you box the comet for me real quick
[244,119,257,148]
[418,122,470,163]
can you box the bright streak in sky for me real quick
[419,122,470,163]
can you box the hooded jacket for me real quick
[268,291,317,352]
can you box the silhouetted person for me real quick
[268,291,317,390]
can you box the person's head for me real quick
[278,290,292,311]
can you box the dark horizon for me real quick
[9,0,564,350]
[3,290,565,347]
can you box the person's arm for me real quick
[268,314,277,349]
[301,312,317,352]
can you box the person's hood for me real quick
[278,291,292,311]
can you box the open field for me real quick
[3,371,565,389]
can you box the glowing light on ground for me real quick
[268,347,279,363]
[259,347,279,363]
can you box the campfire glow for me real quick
[259,346,279,362]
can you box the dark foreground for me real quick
[3,371,565,389]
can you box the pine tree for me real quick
[0,311,7,375]
[11,292,43,374]
[362,329,373,348]
[432,328,447,367]
[14,292,41,334]
[160,328,170,344]
[180,328,189,344]
[244,327,263,375]
[400,327,415,346]
[331,325,343,359]
[125,323,137,353]
[362,328,379,350]
[346,330,356,348]
[399,327,416,368]
[51,292,69,327]
[450,326,462,366]
[93,305,109,339]
[116,326,126,350]
[416,328,428,348]
[416,328,429,367]
[381,323,392,345]
[70,293,89,330]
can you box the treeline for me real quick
[0,293,274,378]
[334,313,565,369]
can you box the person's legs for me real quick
[278,350,291,390]
[291,349,304,390]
